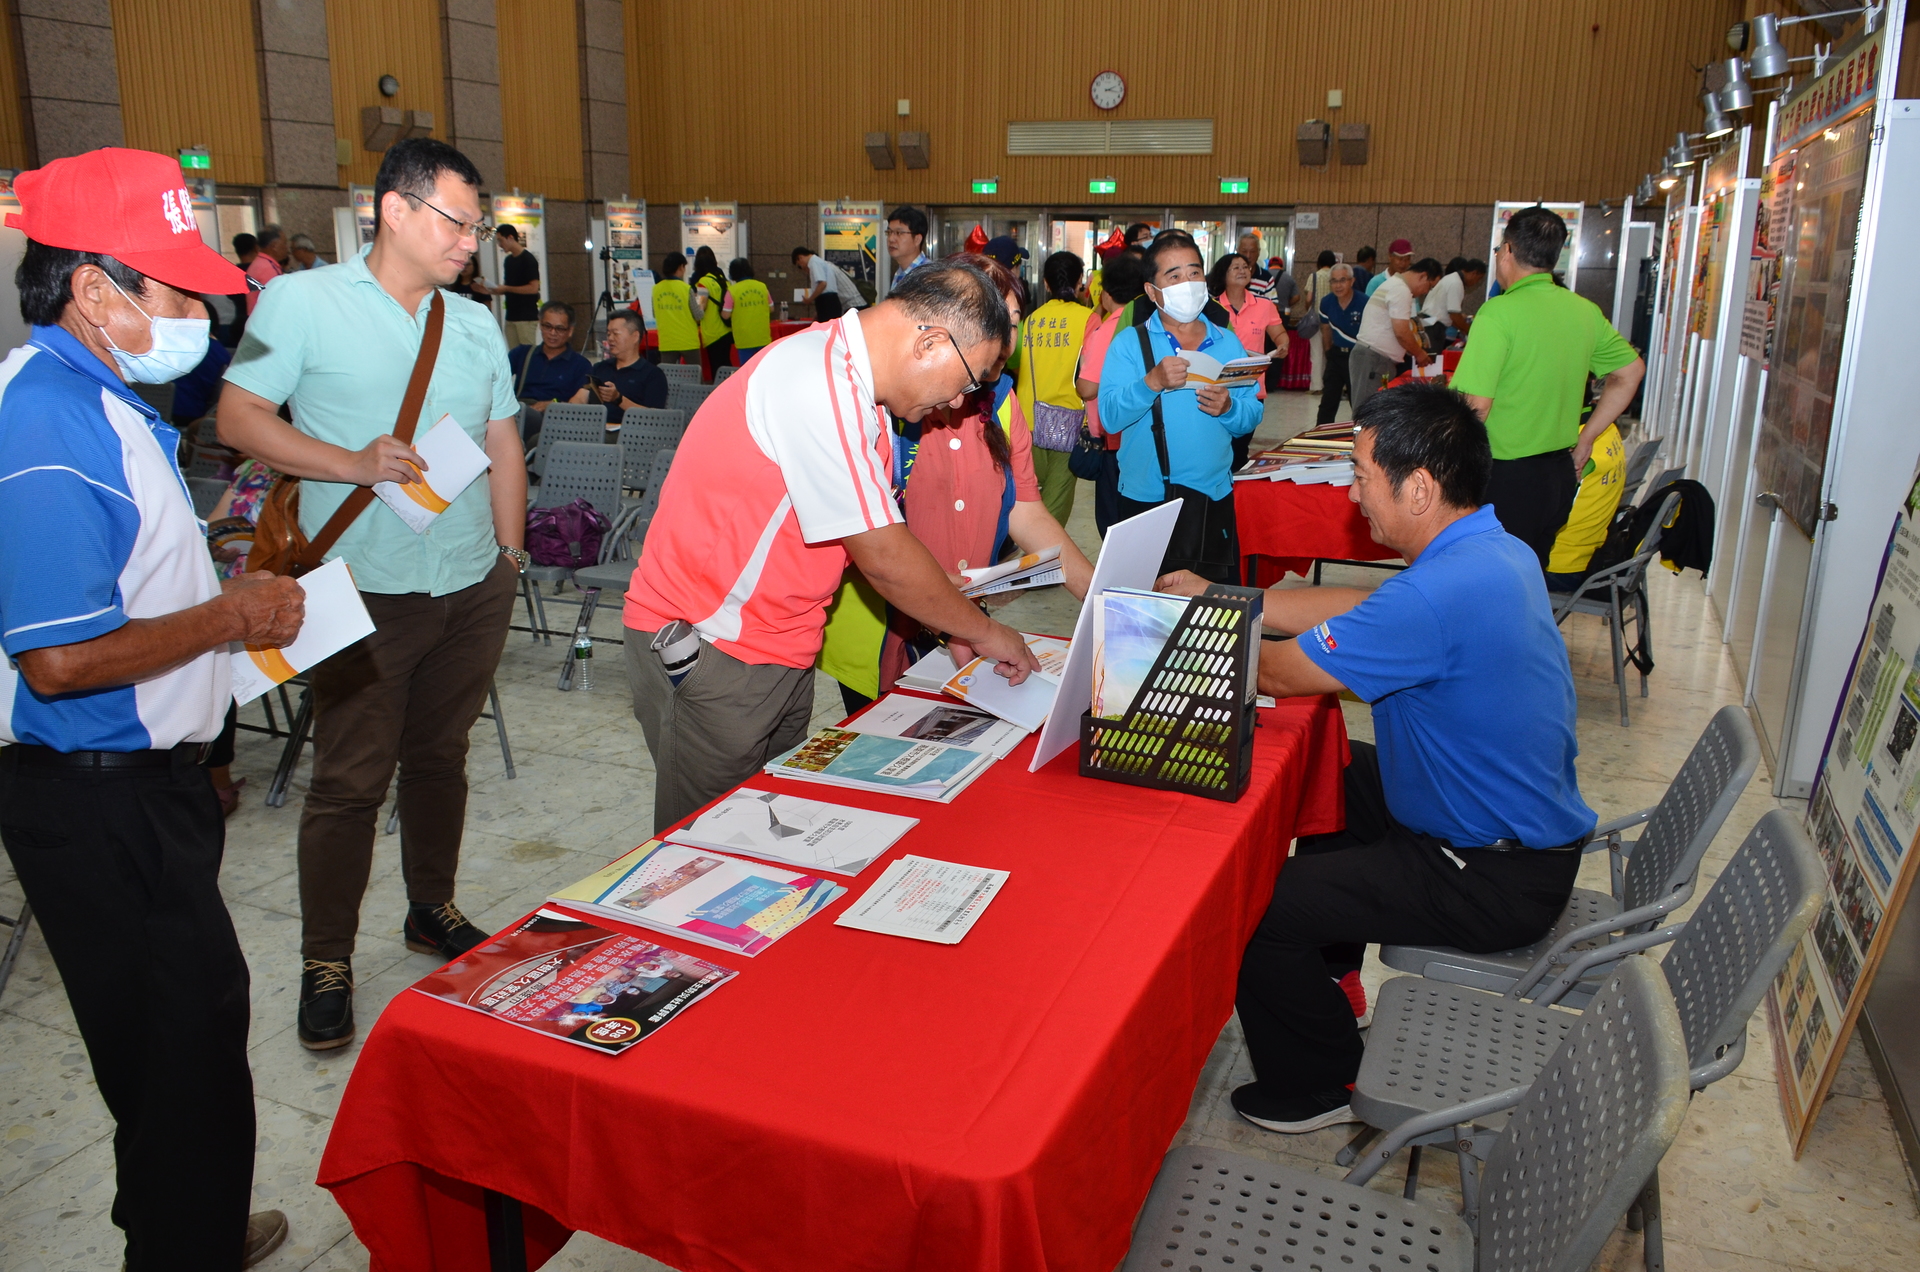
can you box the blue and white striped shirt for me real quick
[0,325,229,750]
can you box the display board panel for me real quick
[1488,201,1583,290]
[1770,461,1920,1156]
[604,199,653,325]
[487,193,549,331]
[820,200,882,302]
[679,202,738,266]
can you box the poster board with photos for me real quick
[1769,460,1920,1157]
[1488,201,1583,290]
[679,202,738,267]
[1688,137,1748,340]
[820,200,882,297]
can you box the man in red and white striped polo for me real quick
[624,258,1039,831]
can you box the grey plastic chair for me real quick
[1622,437,1664,495]
[1122,957,1688,1272]
[1549,489,1680,725]
[1344,810,1822,1269]
[0,900,32,1003]
[518,442,621,642]
[187,476,228,517]
[562,448,676,688]
[269,677,516,810]
[1380,704,1759,1004]
[525,403,611,480]
[185,453,223,480]
[667,380,710,417]
[132,381,175,419]
[712,364,736,384]
[616,418,680,495]
[657,362,700,384]
[622,406,687,439]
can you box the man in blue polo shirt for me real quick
[507,300,593,442]
[1158,382,1594,1133]
[0,148,305,1267]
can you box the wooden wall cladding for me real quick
[498,0,585,201]
[111,0,265,186]
[324,0,445,188]
[626,0,1750,207]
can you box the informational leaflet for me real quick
[230,558,376,705]
[941,657,1059,732]
[1171,349,1269,388]
[548,840,845,956]
[664,788,914,876]
[848,693,1026,758]
[835,855,1009,945]
[896,633,1067,692]
[960,545,1062,598]
[1768,459,1920,1157]
[765,727,994,803]
[372,415,492,534]
[409,909,734,1055]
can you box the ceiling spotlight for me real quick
[1747,14,1789,78]
[1720,57,1754,110]
[1658,173,1679,191]
[1703,93,1734,138]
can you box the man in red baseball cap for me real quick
[0,146,303,1269]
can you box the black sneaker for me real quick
[297,959,355,1051]
[404,900,489,958]
[1230,1081,1359,1134]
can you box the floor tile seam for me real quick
[0,1124,116,1201]
[297,1229,362,1271]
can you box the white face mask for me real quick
[1155,279,1208,324]
[100,277,211,384]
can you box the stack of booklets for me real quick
[409,909,734,1055]
[896,631,1069,694]
[765,726,993,802]
[1236,424,1357,486]
[1092,587,1193,720]
[959,545,1063,598]
[846,693,1027,758]
[548,840,846,956]
[664,788,914,875]
[940,655,1059,733]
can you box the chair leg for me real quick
[1640,1167,1665,1272]
[0,902,33,1003]
[1637,585,1653,698]
[385,800,400,836]
[488,678,516,779]
[1335,1125,1379,1168]
[1458,1147,1482,1225]
[1401,1144,1422,1200]
[1611,588,1630,726]
[267,688,314,808]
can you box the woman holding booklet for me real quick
[818,254,1092,711]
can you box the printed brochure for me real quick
[1092,587,1192,720]
[373,414,492,534]
[229,557,375,705]
[848,693,1026,757]
[835,855,1009,945]
[664,788,913,876]
[766,726,993,802]
[409,908,733,1054]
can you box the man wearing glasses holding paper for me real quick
[219,138,526,1052]
[0,147,306,1268]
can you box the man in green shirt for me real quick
[1449,206,1644,567]
[220,139,527,1051]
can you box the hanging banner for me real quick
[1770,459,1920,1157]
[1774,26,1885,157]
[819,200,882,298]
[679,202,737,267]
[1488,201,1583,291]
[349,184,378,248]
[604,199,654,326]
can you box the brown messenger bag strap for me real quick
[301,290,447,565]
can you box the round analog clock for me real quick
[1090,71,1126,111]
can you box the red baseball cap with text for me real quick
[6,148,246,295]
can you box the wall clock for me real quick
[1091,71,1126,111]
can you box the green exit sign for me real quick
[179,149,211,171]
[971,178,998,194]
[1088,178,1117,194]
[1219,177,1249,194]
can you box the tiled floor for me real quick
[2,391,1917,1270]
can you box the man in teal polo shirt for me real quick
[1449,206,1644,567]
[219,139,526,1050]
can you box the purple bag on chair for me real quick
[525,498,609,568]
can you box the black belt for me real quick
[1446,836,1585,855]
[7,741,210,769]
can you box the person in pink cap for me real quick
[1364,237,1415,297]
[0,147,303,1268]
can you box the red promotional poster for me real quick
[409,909,735,1054]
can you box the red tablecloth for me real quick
[643,320,813,354]
[318,695,1349,1272]
[1235,479,1399,583]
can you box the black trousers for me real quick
[1236,743,1580,1095]
[0,748,255,1270]
[814,294,845,321]
[1484,449,1579,569]
[1092,449,1123,537]
[1317,348,1352,424]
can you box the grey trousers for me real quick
[625,628,818,834]
[1348,344,1402,412]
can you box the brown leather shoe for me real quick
[243,1209,289,1268]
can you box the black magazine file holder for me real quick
[1078,583,1263,801]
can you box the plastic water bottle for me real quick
[572,633,593,692]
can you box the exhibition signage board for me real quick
[1774,26,1885,156]
[349,184,377,248]
[819,201,881,292]
[604,199,653,326]
[1688,142,1746,340]
[680,202,738,265]
[1769,462,1920,1157]
[1488,201,1582,290]
[487,193,548,328]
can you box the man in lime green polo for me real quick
[1449,206,1644,567]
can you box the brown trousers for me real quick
[298,555,517,959]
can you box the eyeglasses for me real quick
[918,325,981,395]
[405,193,495,242]
[539,322,572,334]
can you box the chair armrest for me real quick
[1507,882,1696,999]
[1587,807,1654,844]
[1343,1083,1533,1187]
[1689,1029,1747,1090]
[1530,924,1682,1006]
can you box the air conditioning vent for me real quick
[1006,119,1213,156]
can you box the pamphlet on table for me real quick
[372,414,492,534]
[664,788,913,876]
[409,908,733,1055]
[1092,587,1192,720]
[229,557,376,706]
[835,855,1010,945]
[941,657,1060,733]
[548,840,845,956]
[848,693,1027,758]
[1233,457,1354,487]
[896,632,1069,693]
[959,545,1064,598]
[765,727,994,803]
[1169,349,1270,389]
